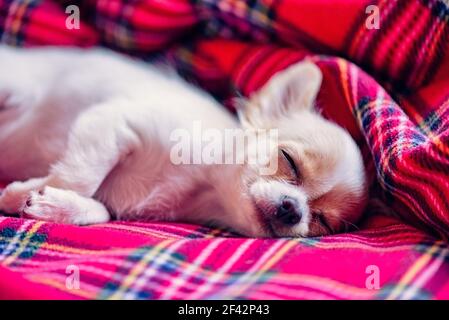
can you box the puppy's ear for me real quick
[238,61,322,128]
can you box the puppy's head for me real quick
[232,61,367,237]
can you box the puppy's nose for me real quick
[276,197,301,226]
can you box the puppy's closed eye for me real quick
[314,210,334,234]
[281,149,299,179]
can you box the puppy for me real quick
[0,46,366,237]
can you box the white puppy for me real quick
[0,46,366,237]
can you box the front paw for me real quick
[21,187,72,223]
[0,182,30,214]
[0,90,19,112]
[0,90,10,110]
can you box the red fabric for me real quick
[0,215,448,300]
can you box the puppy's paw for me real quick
[0,90,20,112]
[0,178,48,214]
[21,186,110,225]
[0,90,10,109]
[0,181,31,214]
[22,186,85,224]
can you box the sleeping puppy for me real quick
[0,46,366,237]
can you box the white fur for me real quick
[0,46,366,237]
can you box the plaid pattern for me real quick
[1,215,449,299]
[1,0,449,299]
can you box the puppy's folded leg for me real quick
[0,181,111,225]
[0,177,49,214]
[0,100,139,224]
[21,186,110,225]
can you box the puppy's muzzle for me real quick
[275,196,301,226]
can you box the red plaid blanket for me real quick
[1,0,449,299]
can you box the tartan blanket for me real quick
[1,0,449,299]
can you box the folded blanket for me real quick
[1,0,449,299]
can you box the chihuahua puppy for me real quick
[0,46,366,237]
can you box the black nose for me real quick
[276,197,301,226]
